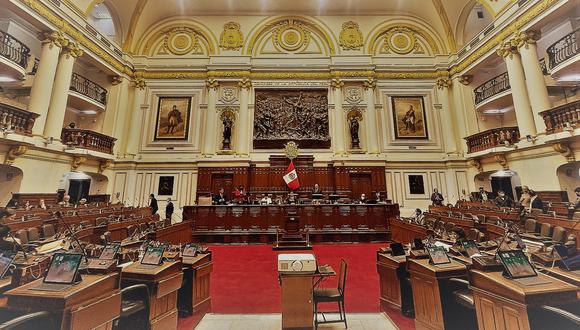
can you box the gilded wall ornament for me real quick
[384,27,417,55]
[344,87,363,104]
[436,78,452,89]
[98,160,112,173]
[206,79,220,90]
[71,156,87,171]
[39,30,66,48]
[284,141,300,160]
[219,87,238,104]
[219,22,244,50]
[4,145,28,165]
[133,77,147,90]
[363,78,376,90]
[238,78,252,89]
[339,21,364,50]
[162,27,199,55]
[272,19,310,52]
[329,78,344,89]
[458,75,473,85]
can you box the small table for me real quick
[5,273,120,330]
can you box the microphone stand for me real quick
[54,211,89,262]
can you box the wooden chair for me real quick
[116,284,151,330]
[26,227,41,243]
[524,218,538,233]
[539,222,553,238]
[15,230,28,244]
[314,259,347,329]
[0,311,54,330]
[41,224,55,238]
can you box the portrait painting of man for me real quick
[155,97,191,140]
[391,96,428,139]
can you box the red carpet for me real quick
[178,243,415,329]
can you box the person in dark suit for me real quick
[149,194,158,214]
[165,198,174,221]
[476,187,489,202]
[430,188,444,206]
[529,190,544,213]
[312,184,322,194]
[494,190,514,208]
[213,188,228,205]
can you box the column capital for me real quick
[436,78,452,89]
[329,78,344,90]
[133,77,147,90]
[111,75,124,85]
[362,78,376,90]
[515,30,540,49]
[238,78,252,90]
[39,30,67,48]
[206,78,220,90]
[62,41,84,58]
[457,75,473,85]
[496,40,519,58]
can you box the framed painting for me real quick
[391,96,428,139]
[154,97,191,140]
[408,175,425,195]
[157,176,175,196]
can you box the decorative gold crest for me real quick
[384,27,417,55]
[339,21,363,50]
[162,27,199,55]
[284,141,300,160]
[219,22,244,50]
[273,19,310,52]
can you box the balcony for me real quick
[540,100,579,135]
[61,128,116,155]
[464,126,520,154]
[0,102,39,136]
[68,73,108,111]
[547,28,579,80]
[0,30,30,81]
[474,72,512,113]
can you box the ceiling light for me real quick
[555,74,580,82]
[81,110,98,115]
[0,76,17,83]
[482,108,510,114]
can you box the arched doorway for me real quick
[58,171,110,203]
[474,169,521,200]
[556,162,580,202]
[0,165,23,206]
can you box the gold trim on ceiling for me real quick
[431,0,457,52]
[367,22,442,55]
[123,0,150,53]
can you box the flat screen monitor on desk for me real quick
[182,243,199,257]
[497,250,537,279]
[462,240,482,258]
[99,244,120,260]
[390,243,406,257]
[141,246,165,266]
[0,252,14,279]
[426,246,451,265]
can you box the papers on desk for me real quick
[35,239,67,254]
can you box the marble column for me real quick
[124,78,146,156]
[330,79,345,155]
[29,31,65,136]
[102,76,129,137]
[202,79,219,156]
[43,40,83,140]
[517,31,550,133]
[497,41,537,138]
[236,79,251,156]
[363,79,380,154]
[436,78,458,153]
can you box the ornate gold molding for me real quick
[553,143,575,162]
[468,158,483,173]
[4,145,28,165]
[71,155,87,170]
[219,22,244,50]
[111,76,123,85]
[62,41,84,58]
[494,154,508,170]
[329,78,344,90]
[133,77,147,90]
[238,78,252,89]
[515,30,539,49]
[496,39,520,58]
[39,30,67,48]
[362,78,376,90]
[98,159,112,173]
[206,79,220,90]
[436,78,452,89]
[339,21,364,51]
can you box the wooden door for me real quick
[69,179,91,203]
[211,174,234,196]
[350,173,372,199]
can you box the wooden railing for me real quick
[547,28,579,69]
[0,102,39,135]
[540,100,580,134]
[464,126,520,153]
[69,72,108,106]
[0,30,30,69]
[474,72,510,105]
[61,128,116,154]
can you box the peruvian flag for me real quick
[283,161,300,191]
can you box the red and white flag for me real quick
[283,161,300,191]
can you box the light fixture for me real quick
[526,135,537,143]
[81,110,98,115]
[483,108,510,114]
[0,76,17,83]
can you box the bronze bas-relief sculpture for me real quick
[253,89,330,149]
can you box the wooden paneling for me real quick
[280,275,314,329]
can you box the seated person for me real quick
[494,190,513,208]
[568,187,580,219]
[528,190,544,213]
[430,188,444,206]
[374,192,383,204]
[24,201,32,210]
[0,208,15,223]
[413,208,425,225]
[312,183,322,195]
[476,187,489,202]
[287,192,298,205]
[212,188,228,205]
[274,195,284,205]
[358,193,367,204]
[59,195,72,207]
[233,185,246,204]
[260,194,272,205]
[38,199,47,210]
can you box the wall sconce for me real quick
[526,135,537,143]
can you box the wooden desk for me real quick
[178,253,212,325]
[376,252,411,313]
[390,221,427,244]
[149,221,194,245]
[5,273,120,330]
[279,272,314,329]
[407,258,467,330]
[122,261,183,330]
[469,270,579,330]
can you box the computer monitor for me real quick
[182,243,199,257]
[497,250,537,279]
[0,252,14,279]
[43,253,83,285]
[390,243,405,257]
[141,245,165,266]
[462,240,481,258]
[413,238,425,250]
[99,244,120,260]
[426,246,451,265]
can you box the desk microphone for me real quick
[54,211,89,262]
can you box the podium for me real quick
[5,273,121,330]
[376,252,413,315]
[279,272,314,329]
[274,210,311,250]
[469,270,578,330]
[178,252,213,325]
[122,261,183,330]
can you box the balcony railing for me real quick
[474,72,510,105]
[0,103,39,136]
[29,58,39,75]
[69,73,108,106]
[61,128,116,154]
[540,100,580,134]
[0,30,30,69]
[464,126,520,153]
[547,28,579,70]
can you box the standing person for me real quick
[165,198,174,221]
[519,186,532,208]
[149,194,158,215]
[430,188,444,206]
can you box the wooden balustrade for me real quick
[473,72,510,105]
[464,126,520,153]
[547,28,579,69]
[540,100,580,134]
[0,102,39,136]
[61,128,116,154]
